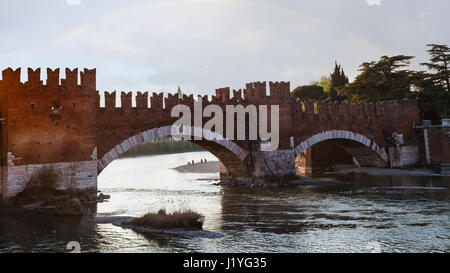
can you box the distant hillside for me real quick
[120,139,205,158]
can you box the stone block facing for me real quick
[2,160,97,200]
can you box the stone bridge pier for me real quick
[1,67,448,202]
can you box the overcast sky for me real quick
[1,0,449,97]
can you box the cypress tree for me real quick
[329,62,349,101]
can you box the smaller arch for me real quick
[294,130,388,162]
[97,125,249,173]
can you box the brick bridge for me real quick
[1,68,449,201]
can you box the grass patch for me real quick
[128,209,204,230]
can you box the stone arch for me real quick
[295,130,388,162]
[294,130,388,175]
[97,126,250,178]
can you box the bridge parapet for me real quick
[164,93,178,110]
[241,81,291,103]
[121,91,133,108]
[0,67,96,90]
[269,81,290,97]
[215,87,230,102]
[295,98,417,118]
[98,81,292,111]
[151,92,164,109]
[136,92,149,108]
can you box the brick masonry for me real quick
[1,67,447,200]
[416,120,450,173]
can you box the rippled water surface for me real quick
[1,151,449,253]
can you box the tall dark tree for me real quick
[329,62,349,101]
[420,44,450,117]
[337,55,416,102]
[412,71,445,121]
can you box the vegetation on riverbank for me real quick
[120,139,204,158]
[9,166,90,215]
[127,209,204,230]
[10,166,63,207]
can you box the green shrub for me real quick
[10,166,62,207]
[29,166,61,189]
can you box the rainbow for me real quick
[56,24,91,43]
[55,0,386,55]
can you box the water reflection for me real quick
[0,211,100,253]
[0,152,449,253]
[217,174,449,252]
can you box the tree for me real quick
[329,62,349,101]
[291,85,326,101]
[310,75,331,92]
[420,44,450,117]
[413,71,445,121]
[337,55,416,102]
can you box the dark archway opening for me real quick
[295,139,387,176]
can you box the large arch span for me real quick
[294,130,389,175]
[295,130,388,161]
[97,126,251,178]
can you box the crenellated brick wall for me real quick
[0,67,442,201]
[0,68,98,200]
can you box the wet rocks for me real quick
[97,193,111,203]
[55,198,83,216]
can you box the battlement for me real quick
[242,81,291,100]
[165,92,178,110]
[297,98,418,117]
[0,66,428,200]
[215,87,230,102]
[1,68,21,85]
[0,67,96,89]
[244,81,266,99]
[136,92,149,108]
[27,68,42,86]
[269,81,290,97]
[99,81,292,110]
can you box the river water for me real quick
[0,151,449,253]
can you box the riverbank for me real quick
[326,166,450,177]
[120,139,204,158]
[173,161,219,173]
[174,161,450,177]
[172,160,345,188]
